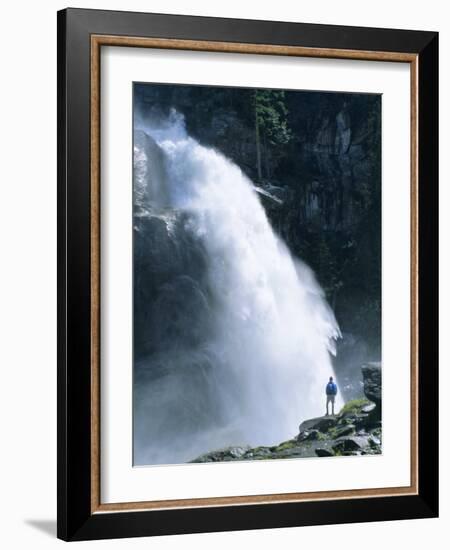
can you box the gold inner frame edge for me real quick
[90,34,419,514]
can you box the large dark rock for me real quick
[333,424,356,438]
[333,436,370,454]
[297,429,321,442]
[362,362,382,420]
[315,448,334,457]
[362,362,381,403]
[299,416,338,434]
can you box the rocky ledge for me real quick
[191,363,382,463]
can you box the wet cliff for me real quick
[135,84,382,400]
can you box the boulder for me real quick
[333,436,370,454]
[353,413,371,431]
[361,402,376,414]
[362,362,382,421]
[302,429,321,441]
[361,362,382,406]
[333,424,356,438]
[299,416,337,434]
[316,448,334,457]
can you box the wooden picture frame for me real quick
[57,7,438,541]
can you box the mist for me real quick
[133,110,342,465]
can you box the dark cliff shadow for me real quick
[25,519,56,538]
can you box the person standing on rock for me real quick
[325,376,338,416]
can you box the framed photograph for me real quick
[57,8,438,541]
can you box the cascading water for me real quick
[133,109,342,466]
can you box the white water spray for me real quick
[133,109,342,465]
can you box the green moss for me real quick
[327,427,339,438]
[251,446,270,453]
[275,439,297,452]
[339,398,371,416]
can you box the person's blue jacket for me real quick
[326,382,338,396]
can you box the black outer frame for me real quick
[57,7,439,542]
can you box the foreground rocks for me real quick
[191,365,382,463]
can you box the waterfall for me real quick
[133,109,342,466]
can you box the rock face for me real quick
[191,365,382,463]
[133,86,383,389]
[362,362,382,420]
[362,362,382,404]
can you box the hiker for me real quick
[325,376,338,416]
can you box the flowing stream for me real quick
[133,109,342,465]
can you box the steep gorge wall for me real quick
[135,85,382,399]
